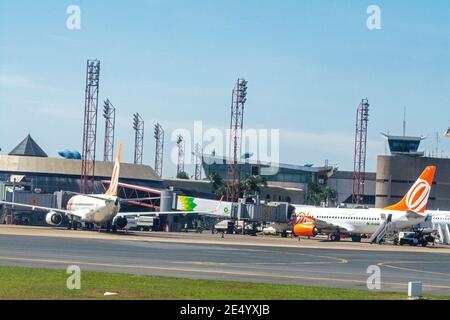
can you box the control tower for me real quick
[381,133,426,156]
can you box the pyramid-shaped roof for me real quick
[9,134,48,157]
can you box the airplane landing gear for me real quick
[67,220,78,230]
[330,233,341,241]
[84,222,94,231]
[351,235,362,242]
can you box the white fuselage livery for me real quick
[293,206,426,235]
[67,194,120,224]
[425,210,450,225]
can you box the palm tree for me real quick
[241,175,267,195]
[306,182,338,207]
[176,171,190,180]
[208,172,226,196]
[306,182,323,206]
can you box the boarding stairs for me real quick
[0,206,7,224]
[369,214,393,244]
[435,223,450,245]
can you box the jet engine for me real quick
[114,216,128,229]
[45,211,63,226]
[293,223,318,237]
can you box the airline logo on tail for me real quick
[105,144,122,197]
[384,166,435,213]
[405,178,431,212]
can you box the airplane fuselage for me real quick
[425,210,450,225]
[293,206,426,235]
[67,194,120,225]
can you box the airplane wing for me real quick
[0,200,82,219]
[294,215,353,233]
[313,218,354,233]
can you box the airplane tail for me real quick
[105,144,122,197]
[383,166,436,213]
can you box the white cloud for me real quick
[0,73,76,95]
[0,74,40,89]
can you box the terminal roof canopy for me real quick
[9,134,48,157]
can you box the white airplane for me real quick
[427,211,450,224]
[291,166,436,242]
[419,210,450,244]
[0,144,133,232]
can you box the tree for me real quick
[306,182,337,207]
[241,175,267,195]
[306,182,323,206]
[323,186,338,207]
[176,171,189,180]
[208,172,226,196]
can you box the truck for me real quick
[394,231,435,247]
[123,215,160,232]
[213,220,236,234]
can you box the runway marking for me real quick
[168,248,349,267]
[252,261,346,265]
[1,227,449,254]
[378,261,450,277]
[1,256,450,290]
[186,262,227,266]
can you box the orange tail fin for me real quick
[105,144,122,197]
[383,166,436,213]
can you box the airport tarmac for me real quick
[0,226,449,296]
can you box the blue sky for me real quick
[0,0,449,177]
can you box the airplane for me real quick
[427,211,450,225]
[417,210,450,244]
[291,166,436,242]
[0,144,132,232]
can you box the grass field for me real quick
[0,266,448,300]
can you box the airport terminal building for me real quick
[0,135,162,194]
[0,135,164,225]
[376,134,450,210]
[201,154,335,204]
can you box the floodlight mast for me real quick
[81,59,100,194]
[154,123,164,177]
[103,99,116,162]
[133,113,144,165]
[227,78,248,203]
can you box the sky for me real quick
[0,0,449,177]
